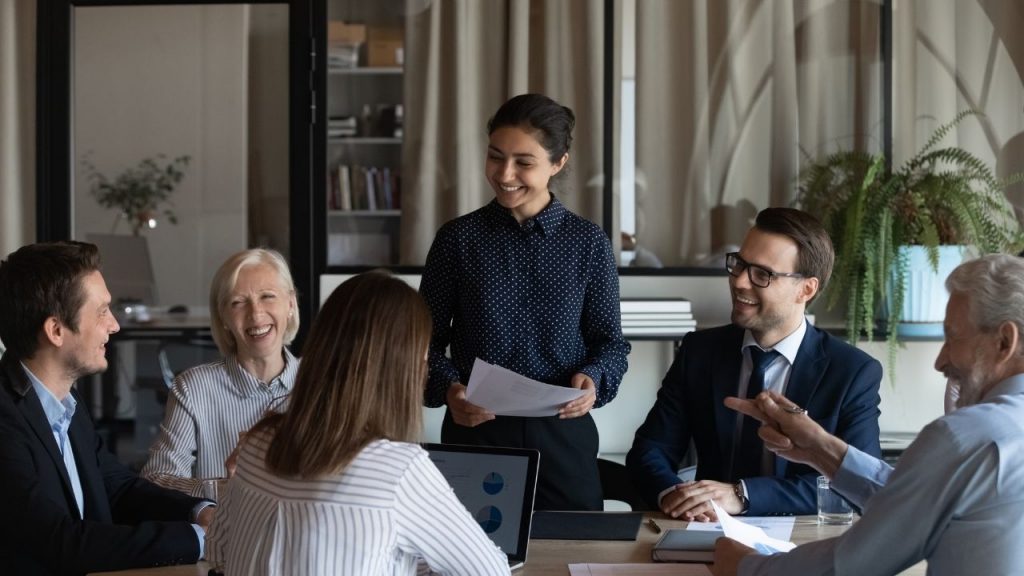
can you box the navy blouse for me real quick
[420,196,630,409]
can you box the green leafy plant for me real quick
[797,110,1024,369]
[83,154,190,236]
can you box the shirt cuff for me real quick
[831,445,892,509]
[657,484,676,507]
[577,364,604,386]
[738,479,750,514]
[191,523,206,559]
[192,500,216,522]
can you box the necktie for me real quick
[733,347,780,481]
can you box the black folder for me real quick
[529,511,643,541]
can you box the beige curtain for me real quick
[894,0,1024,219]
[399,0,609,264]
[634,0,882,266]
[0,0,35,258]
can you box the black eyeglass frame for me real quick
[725,252,805,288]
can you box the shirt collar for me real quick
[982,372,1024,402]
[741,317,808,365]
[226,347,298,398]
[21,362,76,428]
[483,195,567,236]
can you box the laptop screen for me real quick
[423,443,539,566]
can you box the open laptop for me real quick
[423,443,540,571]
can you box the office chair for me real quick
[157,339,221,391]
[597,457,651,512]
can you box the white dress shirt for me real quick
[142,350,297,496]
[206,432,510,576]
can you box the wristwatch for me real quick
[733,482,749,514]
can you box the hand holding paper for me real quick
[466,358,586,417]
[709,500,796,554]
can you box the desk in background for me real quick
[82,309,213,462]
[88,514,926,576]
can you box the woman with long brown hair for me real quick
[206,272,509,575]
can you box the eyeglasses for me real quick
[725,252,805,288]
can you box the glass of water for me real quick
[817,476,853,525]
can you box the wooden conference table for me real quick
[91,514,926,576]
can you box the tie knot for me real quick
[748,347,780,373]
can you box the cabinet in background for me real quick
[325,2,404,266]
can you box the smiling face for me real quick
[486,125,567,223]
[224,263,295,365]
[729,227,816,346]
[935,292,1000,409]
[60,270,120,379]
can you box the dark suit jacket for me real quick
[0,353,202,575]
[626,323,882,515]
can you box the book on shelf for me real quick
[620,299,692,314]
[651,529,723,563]
[620,312,694,321]
[382,166,394,209]
[351,164,367,210]
[337,164,352,211]
[329,163,401,212]
[622,325,697,337]
[621,319,697,328]
[328,115,358,138]
[365,166,378,210]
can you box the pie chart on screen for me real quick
[476,505,503,533]
[482,472,504,495]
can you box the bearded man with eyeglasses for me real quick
[626,207,883,519]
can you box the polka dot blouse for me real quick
[420,196,631,409]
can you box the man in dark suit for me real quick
[627,207,882,518]
[0,241,212,575]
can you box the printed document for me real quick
[569,564,711,575]
[708,500,796,554]
[466,358,586,417]
[686,515,795,542]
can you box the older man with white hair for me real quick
[715,253,1024,576]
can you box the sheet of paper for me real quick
[686,515,795,542]
[709,501,796,554]
[568,564,711,576]
[465,358,585,417]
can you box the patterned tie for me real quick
[734,347,780,481]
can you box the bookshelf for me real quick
[326,2,404,266]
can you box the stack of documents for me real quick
[620,299,696,338]
[328,116,357,138]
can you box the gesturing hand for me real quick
[724,391,848,477]
[446,382,496,427]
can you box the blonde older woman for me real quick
[142,248,300,496]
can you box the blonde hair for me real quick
[209,248,299,357]
[255,271,431,478]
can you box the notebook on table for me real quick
[423,443,540,571]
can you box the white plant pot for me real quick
[895,245,966,338]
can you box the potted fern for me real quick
[797,111,1023,371]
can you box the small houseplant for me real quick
[83,154,190,236]
[797,110,1024,371]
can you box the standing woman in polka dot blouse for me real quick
[420,93,631,511]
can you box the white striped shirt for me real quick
[206,433,510,576]
[141,350,298,496]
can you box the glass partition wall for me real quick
[71,4,291,308]
[322,0,1024,272]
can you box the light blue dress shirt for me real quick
[21,364,206,558]
[741,373,1024,576]
[22,364,84,518]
